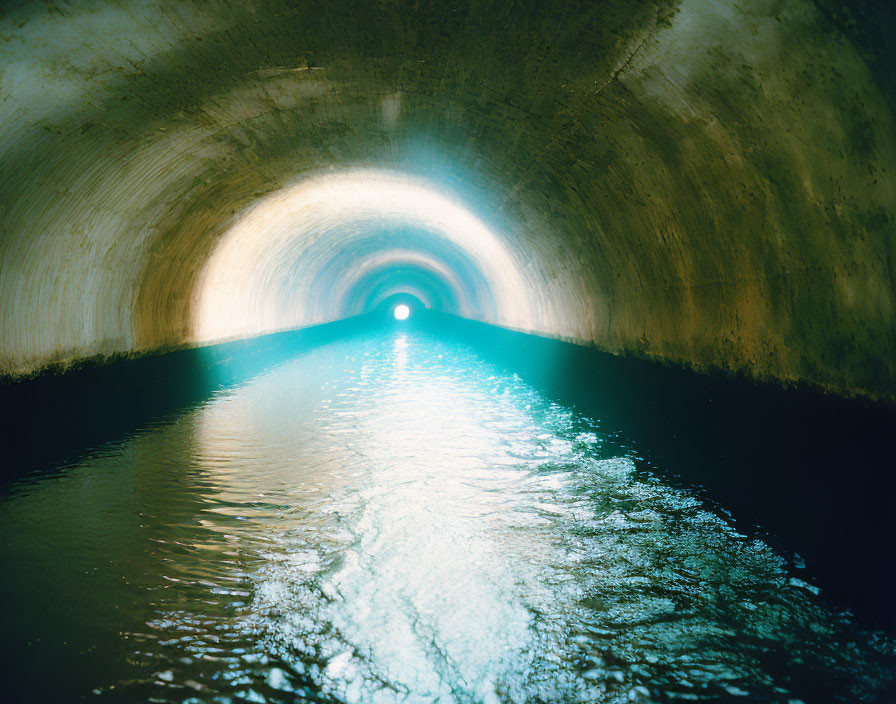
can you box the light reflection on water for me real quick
[1,330,894,703]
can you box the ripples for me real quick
[0,331,893,702]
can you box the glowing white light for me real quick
[393,304,410,320]
[192,170,535,343]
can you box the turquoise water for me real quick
[1,330,893,702]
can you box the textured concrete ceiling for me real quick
[1,0,894,402]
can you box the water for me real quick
[1,330,893,703]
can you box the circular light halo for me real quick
[393,304,411,320]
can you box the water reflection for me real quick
[1,330,893,702]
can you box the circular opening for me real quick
[393,304,411,320]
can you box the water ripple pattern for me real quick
[1,331,893,703]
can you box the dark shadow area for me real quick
[421,311,896,635]
[0,314,379,484]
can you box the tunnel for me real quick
[1,0,895,701]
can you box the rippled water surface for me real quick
[2,330,894,703]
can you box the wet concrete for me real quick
[2,0,896,402]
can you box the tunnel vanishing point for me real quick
[1,0,895,404]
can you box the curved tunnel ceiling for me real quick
[1,0,894,402]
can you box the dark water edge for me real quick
[424,311,896,636]
[3,321,894,704]
[0,315,380,481]
[2,309,894,639]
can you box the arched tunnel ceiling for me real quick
[1,0,894,402]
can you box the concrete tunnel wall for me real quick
[1,0,895,402]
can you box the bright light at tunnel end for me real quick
[393,304,411,320]
[191,169,534,343]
